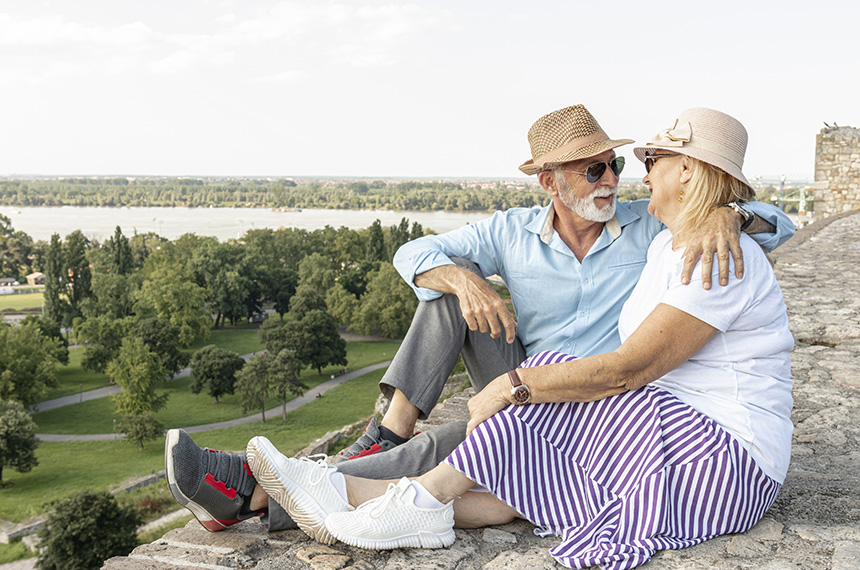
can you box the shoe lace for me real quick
[369,481,407,519]
[204,448,249,495]
[298,454,336,487]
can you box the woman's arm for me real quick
[466,304,719,435]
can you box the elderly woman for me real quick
[246,108,794,570]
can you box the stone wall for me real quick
[814,125,860,218]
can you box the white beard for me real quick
[556,174,617,222]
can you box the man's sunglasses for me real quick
[556,156,625,183]
[644,153,678,173]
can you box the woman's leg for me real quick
[343,463,520,528]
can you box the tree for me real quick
[0,399,39,485]
[121,412,165,450]
[190,345,245,403]
[108,337,168,417]
[20,315,69,365]
[365,219,386,262]
[235,354,271,422]
[37,490,141,570]
[82,272,137,320]
[351,263,418,338]
[132,318,189,377]
[288,282,327,321]
[298,310,347,374]
[76,315,133,374]
[133,255,210,346]
[270,349,307,422]
[260,266,298,319]
[107,225,134,275]
[64,230,93,322]
[0,321,64,408]
[43,233,68,327]
[325,283,359,326]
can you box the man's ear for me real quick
[538,170,558,196]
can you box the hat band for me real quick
[532,130,609,169]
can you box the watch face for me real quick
[511,385,531,405]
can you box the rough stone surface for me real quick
[103,214,860,569]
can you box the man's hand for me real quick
[681,206,744,289]
[466,376,510,436]
[415,265,517,343]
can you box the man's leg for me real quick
[376,258,526,439]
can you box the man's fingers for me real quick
[715,246,731,286]
[700,252,714,290]
[730,240,745,279]
[499,310,517,344]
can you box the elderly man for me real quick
[165,104,794,532]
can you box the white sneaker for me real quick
[246,436,353,544]
[324,477,455,549]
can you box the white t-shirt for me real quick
[618,230,794,483]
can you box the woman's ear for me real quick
[679,156,694,185]
[538,170,559,196]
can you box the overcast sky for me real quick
[0,0,856,180]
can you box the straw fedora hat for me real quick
[519,105,634,175]
[633,107,752,189]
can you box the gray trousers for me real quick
[263,258,526,531]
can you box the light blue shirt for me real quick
[393,200,794,359]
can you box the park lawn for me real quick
[0,368,387,523]
[42,347,111,401]
[163,368,387,459]
[32,341,398,434]
[184,329,264,355]
[0,291,43,312]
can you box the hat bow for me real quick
[651,119,692,148]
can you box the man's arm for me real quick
[681,201,794,289]
[414,265,517,344]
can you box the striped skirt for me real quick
[444,351,781,570]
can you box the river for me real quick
[0,206,494,242]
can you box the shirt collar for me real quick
[524,200,642,245]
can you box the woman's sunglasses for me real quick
[644,153,678,173]
[556,156,625,183]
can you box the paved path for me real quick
[32,353,263,413]
[35,361,390,442]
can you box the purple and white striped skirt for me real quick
[444,351,781,570]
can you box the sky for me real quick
[0,0,857,180]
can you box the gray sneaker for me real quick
[340,417,404,460]
[165,429,262,532]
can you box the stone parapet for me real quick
[103,214,860,569]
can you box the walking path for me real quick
[35,361,390,442]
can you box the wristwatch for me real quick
[725,202,754,232]
[507,370,532,405]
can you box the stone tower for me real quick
[814,125,860,218]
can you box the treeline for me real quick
[0,178,551,212]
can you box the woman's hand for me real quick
[466,376,511,436]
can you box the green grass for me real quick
[1,367,388,524]
[0,291,43,312]
[42,347,111,401]
[174,368,388,457]
[184,328,264,355]
[0,540,37,564]
[32,341,398,434]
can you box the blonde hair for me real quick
[674,156,755,238]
